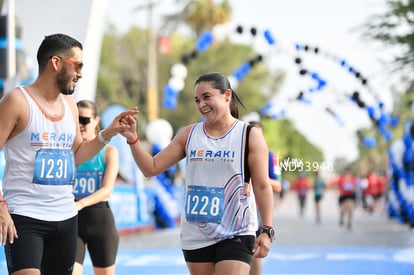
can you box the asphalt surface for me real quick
[1,189,412,274]
[118,189,414,250]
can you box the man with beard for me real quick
[0,33,137,275]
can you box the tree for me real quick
[162,0,231,36]
[362,0,414,89]
[97,25,148,114]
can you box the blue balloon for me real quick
[390,116,399,127]
[363,136,376,148]
[317,79,327,90]
[163,84,179,97]
[152,143,163,154]
[263,30,275,45]
[239,62,251,77]
[384,131,392,142]
[299,97,312,105]
[378,113,390,126]
[163,95,177,110]
[233,62,251,81]
[310,72,320,80]
[367,106,376,119]
[261,102,273,114]
[196,30,213,52]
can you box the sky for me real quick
[105,0,396,164]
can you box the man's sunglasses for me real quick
[79,116,92,125]
[52,56,84,73]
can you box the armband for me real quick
[127,135,140,145]
[98,129,111,145]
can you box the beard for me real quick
[56,67,75,95]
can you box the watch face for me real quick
[263,227,275,238]
[269,228,275,238]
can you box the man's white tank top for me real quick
[2,87,77,221]
[180,120,258,250]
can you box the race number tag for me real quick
[343,182,354,191]
[185,185,224,223]
[33,148,75,185]
[73,170,103,199]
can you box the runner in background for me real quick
[72,100,119,275]
[291,172,312,217]
[337,167,358,230]
[313,170,326,223]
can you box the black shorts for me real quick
[5,214,77,275]
[76,201,119,267]
[314,194,323,202]
[339,194,356,204]
[182,235,255,265]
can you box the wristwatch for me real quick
[261,225,275,242]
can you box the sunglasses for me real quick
[54,56,84,73]
[79,116,92,125]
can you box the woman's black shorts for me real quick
[182,235,255,265]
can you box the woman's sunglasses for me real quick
[79,116,92,125]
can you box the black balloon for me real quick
[250,27,257,36]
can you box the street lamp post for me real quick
[134,0,159,122]
[147,0,158,122]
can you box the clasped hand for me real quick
[252,233,272,259]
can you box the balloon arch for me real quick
[160,22,413,227]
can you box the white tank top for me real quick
[180,120,258,250]
[2,87,77,221]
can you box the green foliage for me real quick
[354,0,414,173]
[97,25,148,113]
[361,0,414,88]
[260,118,324,182]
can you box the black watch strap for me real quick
[261,225,275,242]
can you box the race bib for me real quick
[343,182,354,191]
[185,185,224,223]
[73,170,103,199]
[33,148,75,185]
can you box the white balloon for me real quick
[242,112,261,123]
[146,119,174,144]
[222,21,236,36]
[227,75,239,90]
[171,63,188,79]
[212,23,229,42]
[168,76,185,92]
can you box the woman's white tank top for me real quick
[180,120,258,250]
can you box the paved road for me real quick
[1,190,413,274]
[106,190,414,274]
[119,189,413,249]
